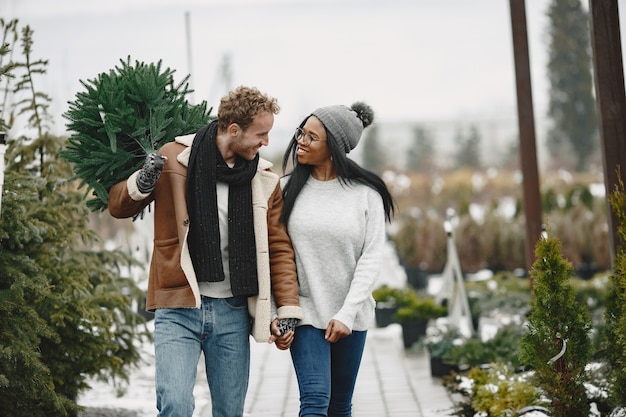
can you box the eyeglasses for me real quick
[295,127,325,146]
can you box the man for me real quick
[108,86,302,417]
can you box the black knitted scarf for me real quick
[186,120,259,296]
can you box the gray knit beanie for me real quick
[312,102,374,153]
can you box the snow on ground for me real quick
[78,321,159,417]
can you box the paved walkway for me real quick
[79,324,455,417]
[239,324,455,417]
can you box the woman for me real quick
[280,102,395,416]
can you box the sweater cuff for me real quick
[333,311,355,332]
[127,170,152,201]
[276,305,303,320]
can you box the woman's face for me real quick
[296,116,332,166]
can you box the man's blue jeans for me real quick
[290,325,367,417]
[153,295,250,417]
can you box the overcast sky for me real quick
[3,0,625,155]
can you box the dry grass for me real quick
[388,168,610,274]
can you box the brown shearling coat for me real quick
[108,134,302,342]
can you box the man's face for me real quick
[230,111,274,161]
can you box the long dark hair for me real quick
[281,115,395,224]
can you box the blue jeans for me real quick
[290,325,367,417]
[153,295,250,417]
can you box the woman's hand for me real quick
[270,318,295,350]
[325,319,350,343]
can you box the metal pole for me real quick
[185,11,195,104]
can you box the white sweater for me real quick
[285,176,386,332]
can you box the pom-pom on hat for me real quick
[312,101,374,153]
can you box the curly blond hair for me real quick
[217,86,280,132]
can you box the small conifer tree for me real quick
[605,175,626,408]
[519,227,592,417]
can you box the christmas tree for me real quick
[61,57,214,213]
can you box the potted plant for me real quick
[391,215,447,289]
[396,289,447,349]
[372,285,407,328]
[417,321,465,376]
[443,324,524,371]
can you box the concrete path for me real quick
[202,324,455,417]
[79,324,456,417]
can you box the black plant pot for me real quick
[400,318,428,349]
[404,265,429,290]
[575,261,598,280]
[429,356,459,377]
[375,302,397,328]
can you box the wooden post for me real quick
[589,0,626,264]
[509,0,543,285]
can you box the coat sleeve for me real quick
[267,183,303,320]
[107,170,153,219]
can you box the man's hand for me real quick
[136,153,166,193]
[325,319,350,343]
[276,317,298,335]
[269,318,295,350]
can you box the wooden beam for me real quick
[509,0,543,282]
[589,0,626,264]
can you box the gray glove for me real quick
[136,153,165,193]
[277,318,299,335]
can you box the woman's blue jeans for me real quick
[290,325,367,417]
[153,295,250,417]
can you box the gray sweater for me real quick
[284,176,386,332]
